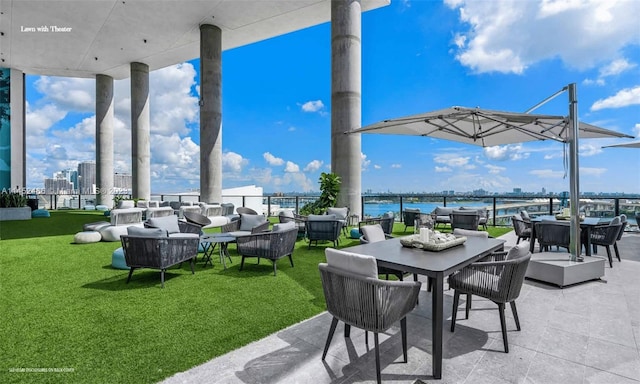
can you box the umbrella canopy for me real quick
[351,104,633,260]
[350,106,633,146]
[603,141,640,149]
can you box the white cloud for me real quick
[591,86,640,111]
[373,164,382,169]
[35,77,95,112]
[579,143,602,157]
[446,0,640,74]
[483,144,529,161]
[391,164,402,168]
[149,64,199,136]
[434,154,470,167]
[284,161,300,173]
[263,152,284,166]
[599,58,636,78]
[303,160,323,172]
[435,166,452,172]
[222,152,248,173]
[530,169,565,178]
[485,164,506,174]
[361,153,371,170]
[300,100,325,113]
[634,123,640,137]
[580,167,607,176]
[25,103,67,137]
[437,171,512,191]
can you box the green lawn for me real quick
[0,211,511,384]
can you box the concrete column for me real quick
[95,74,114,207]
[199,24,223,203]
[331,0,362,217]
[1,69,26,191]
[130,62,151,201]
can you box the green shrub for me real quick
[300,172,341,215]
[0,191,27,208]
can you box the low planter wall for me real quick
[0,207,32,221]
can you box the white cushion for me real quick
[239,213,266,231]
[325,248,378,279]
[326,207,348,220]
[453,228,488,238]
[147,215,180,234]
[360,224,386,243]
[506,241,530,260]
[99,224,143,242]
[127,226,167,238]
[117,200,135,209]
[272,221,295,232]
[309,214,335,221]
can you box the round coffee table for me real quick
[200,234,235,269]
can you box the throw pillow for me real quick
[239,213,266,231]
[147,215,180,234]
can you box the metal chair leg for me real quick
[322,317,339,360]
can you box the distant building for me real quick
[513,188,522,195]
[77,161,96,194]
[113,173,132,194]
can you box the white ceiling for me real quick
[0,0,388,79]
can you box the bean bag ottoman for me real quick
[74,231,102,244]
[83,221,111,232]
[32,209,50,218]
[111,247,130,270]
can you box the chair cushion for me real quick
[433,207,451,216]
[309,214,335,221]
[127,226,167,238]
[272,221,296,232]
[506,241,530,260]
[117,200,135,209]
[453,228,488,238]
[325,248,378,279]
[326,207,348,220]
[360,224,386,243]
[83,221,111,232]
[147,215,180,234]
[239,213,267,231]
[520,210,531,221]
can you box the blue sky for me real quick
[24,0,640,194]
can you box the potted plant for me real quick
[0,191,31,221]
[300,172,341,215]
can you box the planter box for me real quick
[0,207,32,221]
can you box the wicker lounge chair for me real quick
[120,227,199,288]
[358,211,394,236]
[449,210,480,231]
[587,216,624,268]
[236,223,298,276]
[402,208,421,232]
[305,214,342,248]
[511,215,531,244]
[534,221,571,252]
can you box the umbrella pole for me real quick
[568,83,582,261]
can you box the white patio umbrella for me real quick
[603,141,640,149]
[350,85,633,260]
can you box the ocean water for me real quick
[362,202,485,218]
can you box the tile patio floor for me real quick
[161,231,640,384]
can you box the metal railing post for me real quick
[492,197,497,227]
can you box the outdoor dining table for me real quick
[343,235,505,379]
[529,215,608,256]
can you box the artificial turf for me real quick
[0,210,511,384]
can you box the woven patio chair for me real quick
[587,216,623,268]
[326,207,350,236]
[450,210,480,231]
[402,208,421,232]
[449,242,531,353]
[220,214,269,236]
[319,248,421,384]
[534,221,571,252]
[236,224,298,276]
[236,207,258,215]
[358,211,395,236]
[120,227,199,288]
[278,210,306,237]
[305,214,342,248]
[511,215,531,244]
[613,214,627,261]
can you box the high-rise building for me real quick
[113,173,132,194]
[77,161,96,194]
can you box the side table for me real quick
[201,234,235,269]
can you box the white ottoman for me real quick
[74,231,102,244]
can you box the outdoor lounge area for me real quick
[2,210,639,384]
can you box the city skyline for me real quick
[23,0,640,194]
